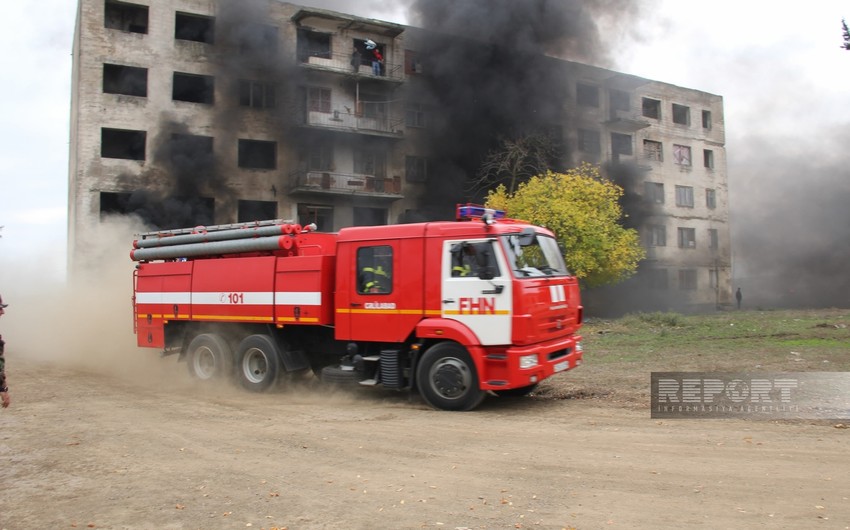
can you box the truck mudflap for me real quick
[475,335,583,391]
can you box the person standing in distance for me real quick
[0,294,9,408]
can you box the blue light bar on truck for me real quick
[456,204,507,222]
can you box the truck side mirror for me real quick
[478,267,495,281]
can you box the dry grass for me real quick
[533,308,850,408]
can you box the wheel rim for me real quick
[428,357,471,400]
[242,348,269,384]
[193,346,217,380]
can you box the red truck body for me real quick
[131,207,583,410]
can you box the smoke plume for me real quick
[730,128,850,308]
[404,0,652,219]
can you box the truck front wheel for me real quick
[416,343,485,411]
[235,334,281,392]
[186,333,233,381]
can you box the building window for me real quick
[610,89,629,112]
[360,96,387,119]
[172,72,214,104]
[576,83,599,108]
[238,139,276,169]
[645,182,664,204]
[578,129,601,154]
[677,227,696,249]
[357,245,393,294]
[175,12,214,44]
[239,23,278,56]
[708,228,719,249]
[672,103,690,125]
[296,29,331,62]
[648,268,668,290]
[611,132,633,156]
[675,185,694,207]
[298,204,333,232]
[238,200,277,222]
[706,188,716,209]
[102,63,147,97]
[643,139,662,162]
[101,128,146,160]
[648,225,666,246]
[679,269,698,290]
[405,49,424,74]
[708,269,719,289]
[104,0,148,34]
[704,149,714,169]
[405,103,426,128]
[239,80,275,109]
[307,87,331,113]
[306,143,333,172]
[100,191,214,226]
[354,150,386,177]
[642,97,661,119]
[170,134,213,166]
[405,156,429,183]
[673,144,692,166]
[702,110,712,129]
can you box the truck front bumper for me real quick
[479,335,583,391]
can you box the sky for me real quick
[1,1,849,305]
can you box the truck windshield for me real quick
[501,232,570,278]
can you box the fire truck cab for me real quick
[132,206,583,411]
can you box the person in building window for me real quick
[361,265,390,293]
[350,48,361,72]
[0,294,10,409]
[365,40,383,76]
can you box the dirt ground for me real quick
[1,348,849,530]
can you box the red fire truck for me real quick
[131,205,583,410]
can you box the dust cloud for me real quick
[0,217,178,385]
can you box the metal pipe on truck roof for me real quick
[130,235,295,261]
[134,224,298,249]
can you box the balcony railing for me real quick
[298,106,404,137]
[298,51,404,81]
[290,170,403,198]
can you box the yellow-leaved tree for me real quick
[485,163,644,287]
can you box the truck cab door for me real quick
[441,239,512,345]
[337,240,404,342]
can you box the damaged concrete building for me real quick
[68,0,732,312]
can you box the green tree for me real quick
[843,19,850,50]
[485,163,644,287]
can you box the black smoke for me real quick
[730,129,850,308]
[403,0,651,219]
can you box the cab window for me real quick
[357,245,393,294]
[450,241,500,278]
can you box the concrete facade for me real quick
[69,0,731,310]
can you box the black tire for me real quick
[416,342,485,411]
[235,334,281,392]
[320,364,360,385]
[186,333,233,381]
[493,383,539,398]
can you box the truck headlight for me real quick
[519,354,538,369]
[575,342,583,353]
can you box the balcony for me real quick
[297,106,404,138]
[290,170,403,200]
[605,109,651,132]
[298,51,404,82]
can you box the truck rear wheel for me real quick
[186,333,232,381]
[416,342,485,411]
[235,334,281,392]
